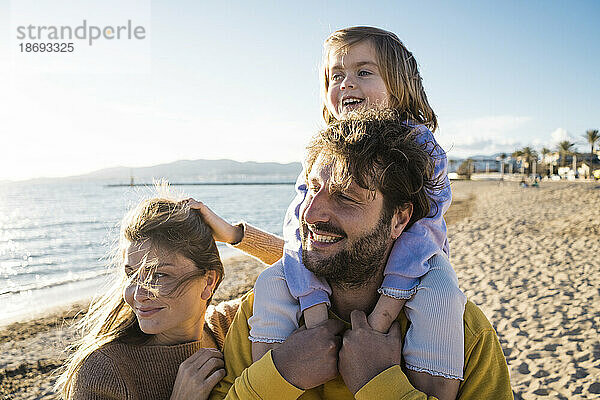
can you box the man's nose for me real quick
[303,190,331,225]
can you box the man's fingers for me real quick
[388,321,401,337]
[322,318,346,335]
[350,310,369,329]
[293,324,307,333]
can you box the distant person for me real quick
[194,26,464,398]
[209,110,513,399]
[59,194,239,400]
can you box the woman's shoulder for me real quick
[73,343,128,398]
[205,296,244,348]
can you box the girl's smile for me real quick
[326,40,389,119]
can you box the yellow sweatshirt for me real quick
[210,291,513,400]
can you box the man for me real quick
[210,111,513,400]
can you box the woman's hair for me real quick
[321,26,438,132]
[58,192,223,398]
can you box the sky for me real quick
[1,0,599,181]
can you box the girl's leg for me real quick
[303,303,328,329]
[249,262,300,362]
[368,295,407,333]
[403,254,466,400]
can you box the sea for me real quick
[0,181,296,326]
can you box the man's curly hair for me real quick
[305,108,445,229]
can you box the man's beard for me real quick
[301,211,393,289]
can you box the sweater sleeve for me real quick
[210,292,304,400]
[381,126,452,293]
[232,223,284,265]
[355,365,437,400]
[356,328,513,400]
[72,350,128,400]
[458,329,513,399]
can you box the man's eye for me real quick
[336,193,357,203]
[308,184,320,193]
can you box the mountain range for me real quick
[17,159,303,184]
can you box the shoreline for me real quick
[0,246,242,329]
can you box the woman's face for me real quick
[123,240,216,345]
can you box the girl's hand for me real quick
[170,348,226,400]
[186,199,243,244]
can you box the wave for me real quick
[1,219,107,231]
[0,268,113,296]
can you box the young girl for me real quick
[194,26,466,400]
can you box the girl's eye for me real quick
[358,70,372,77]
[331,73,344,82]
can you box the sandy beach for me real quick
[1,180,599,399]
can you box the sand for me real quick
[1,180,599,399]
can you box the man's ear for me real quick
[390,204,413,240]
[200,270,218,301]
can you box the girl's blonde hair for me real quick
[58,194,223,399]
[321,26,438,132]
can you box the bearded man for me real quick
[210,111,512,400]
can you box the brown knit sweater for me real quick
[72,299,239,400]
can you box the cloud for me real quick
[437,115,533,158]
[550,128,573,144]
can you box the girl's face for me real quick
[122,240,216,345]
[325,40,389,120]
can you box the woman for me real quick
[59,194,238,400]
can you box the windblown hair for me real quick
[321,26,437,132]
[306,108,443,228]
[58,191,223,399]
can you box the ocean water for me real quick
[0,181,296,326]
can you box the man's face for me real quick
[300,153,394,288]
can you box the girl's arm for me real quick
[380,126,452,295]
[187,200,283,265]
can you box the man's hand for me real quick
[272,319,345,390]
[338,310,403,395]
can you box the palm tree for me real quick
[521,147,538,174]
[583,129,599,165]
[557,141,575,167]
[541,147,552,175]
[541,147,551,161]
[512,147,537,174]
